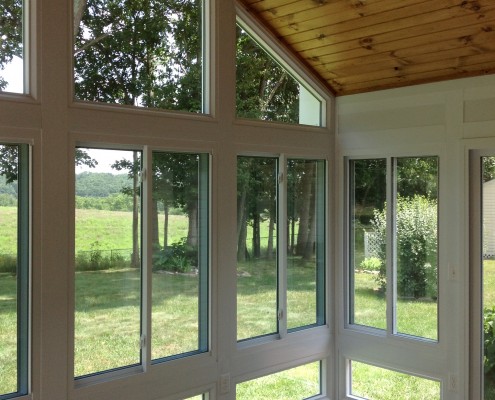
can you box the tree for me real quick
[0,0,22,90]
[112,153,141,268]
[74,0,202,111]
[236,26,299,123]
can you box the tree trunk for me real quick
[187,202,198,247]
[267,213,275,260]
[296,163,314,256]
[131,151,140,268]
[237,214,248,261]
[163,205,169,248]
[152,199,159,249]
[237,188,248,261]
[253,211,261,258]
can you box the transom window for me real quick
[73,0,205,112]
[0,0,24,93]
[235,21,323,127]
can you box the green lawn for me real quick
[2,207,492,398]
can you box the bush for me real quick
[76,241,130,271]
[152,238,196,273]
[485,307,495,378]
[0,253,17,274]
[372,195,437,299]
[359,257,382,273]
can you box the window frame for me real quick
[235,5,328,128]
[71,144,212,386]
[0,142,31,400]
[236,153,327,344]
[345,155,440,341]
[70,0,212,116]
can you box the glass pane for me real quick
[151,152,208,361]
[395,157,438,340]
[236,361,320,400]
[482,156,495,397]
[349,159,386,330]
[237,156,278,341]
[0,0,23,93]
[74,148,142,377]
[0,144,28,396]
[74,0,203,112]
[236,25,321,126]
[350,361,440,399]
[287,159,325,330]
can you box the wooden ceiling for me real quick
[239,0,495,96]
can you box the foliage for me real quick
[372,195,438,299]
[359,257,382,273]
[0,0,22,90]
[76,172,131,198]
[74,0,202,111]
[0,193,16,206]
[236,26,299,123]
[76,193,134,211]
[485,307,495,378]
[75,241,130,271]
[0,253,16,274]
[152,238,195,273]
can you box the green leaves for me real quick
[74,0,202,111]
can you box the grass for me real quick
[352,271,438,340]
[351,361,441,400]
[236,361,320,399]
[0,206,486,398]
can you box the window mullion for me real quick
[278,155,287,338]
[17,143,30,394]
[142,147,152,370]
[198,153,210,351]
[386,157,396,336]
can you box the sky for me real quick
[1,56,23,93]
[76,148,133,174]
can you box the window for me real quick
[237,156,325,341]
[348,157,438,340]
[349,360,440,399]
[0,0,24,93]
[236,361,321,399]
[477,155,495,398]
[151,151,209,361]
[235,22,322,126]
[74,147,209,379]
[73,0,205,112]
[0,144,30,398]
[74,148,142,377]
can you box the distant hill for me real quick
[76,172,131,197]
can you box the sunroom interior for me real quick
[1,0,495,399]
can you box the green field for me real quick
[0,207,484,398]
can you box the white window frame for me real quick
[70,144,212,387]
[236,153,327,344]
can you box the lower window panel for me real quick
[350,360,440,400]
[236,361,321,399]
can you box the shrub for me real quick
[485,307,495,378]
[152,238,196,273]
[76,241,131,271]
[0,253,17,274]
[372,195,438,299]
[359,257,382,273]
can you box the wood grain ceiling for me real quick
[239,0,495,95]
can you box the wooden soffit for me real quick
[239,0,495,96]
